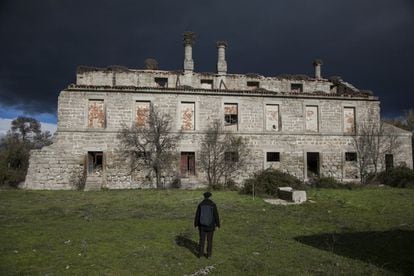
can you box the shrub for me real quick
[376,167,414,188]
[311,176,361,190]
[241,169,305,197]
[225,179,239,191]
[309,176,340,188]
[170,176,181,189]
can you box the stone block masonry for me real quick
[24,34,413,190]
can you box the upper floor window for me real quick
[343,107,356,134]
[247,81,259,89]
[180,102,195,130]
[291,83,303,93]
[265,104,280,131]
[224,103,238,130]
[305,105,319,132]
[200,79,213,89]
[135,101,151,128]
[154,77,168,88]
[88,99,105,128]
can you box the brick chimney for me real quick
[183,32,196,73]
[216,41,228,75]
[313,59,323,79]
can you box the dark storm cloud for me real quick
[0,0,413,117]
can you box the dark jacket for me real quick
[194,198,220,232]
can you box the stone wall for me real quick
[76,68,334,94]
[24,87,412,190]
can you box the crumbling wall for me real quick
[25,86,411,190]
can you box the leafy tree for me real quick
[199,120,250,187]
[117,105,180,188]
[11,116,41,141]
[0,117,53,186]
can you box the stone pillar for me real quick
[313,59,323,79]
[183,32,196,73]
[216,41,228,75]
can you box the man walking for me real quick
[194,192,220,258]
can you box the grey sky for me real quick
[0,0,413,118]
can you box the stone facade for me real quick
[24,34,413,190]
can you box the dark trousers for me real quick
[198,228,214,257]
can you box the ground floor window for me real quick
[345,152,357,161]
[180,152,195,175]
[266,152,280,162]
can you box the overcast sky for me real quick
[0,0,413,124]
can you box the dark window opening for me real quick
[155,77,168,88]
[200,80,213,85]
[180,152,195,175]
[307,152,320,177]
[385,154,394,171]
[345,152,357,161]
[247,81,260,88]
[291,83,303,92]
[87,151,103,175]
[224,114,238,125]
[267,152,280,162]
[225,152,239,162]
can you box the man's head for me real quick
[203,191,212,198]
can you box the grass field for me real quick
[0,188,413,275]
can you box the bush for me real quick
[225,179,239,191]
[376,167,414,188]
[170,176,181,189]
[311,176,361,190]
[241,169,305,197]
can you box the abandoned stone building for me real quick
[24,33,413,190]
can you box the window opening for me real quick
[267,152,280,162]
[155,77,168,88]
[135,101,151,128]
[88,99,105,128]
[266,104,280,131]
[343,107,356,134]
[180,152,195,175]
[305,105,319,132]
[225,152,239,162]
[224,103,238,129]
[345,152,357,161]
[247,81,259,88]
[291,83,303,92]
[181,102,195,130]
[200,79,213,89]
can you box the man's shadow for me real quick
[175,234,199,257]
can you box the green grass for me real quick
[0,188,413,275]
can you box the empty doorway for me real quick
[87,151,103,175]
[307,152,320,178]
[385,154,394,171]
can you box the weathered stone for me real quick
[24,34,413,190]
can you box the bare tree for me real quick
[385,109,414,168]
[117,106,180,188]
[353,116,402,183]
[199,120,250,187]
